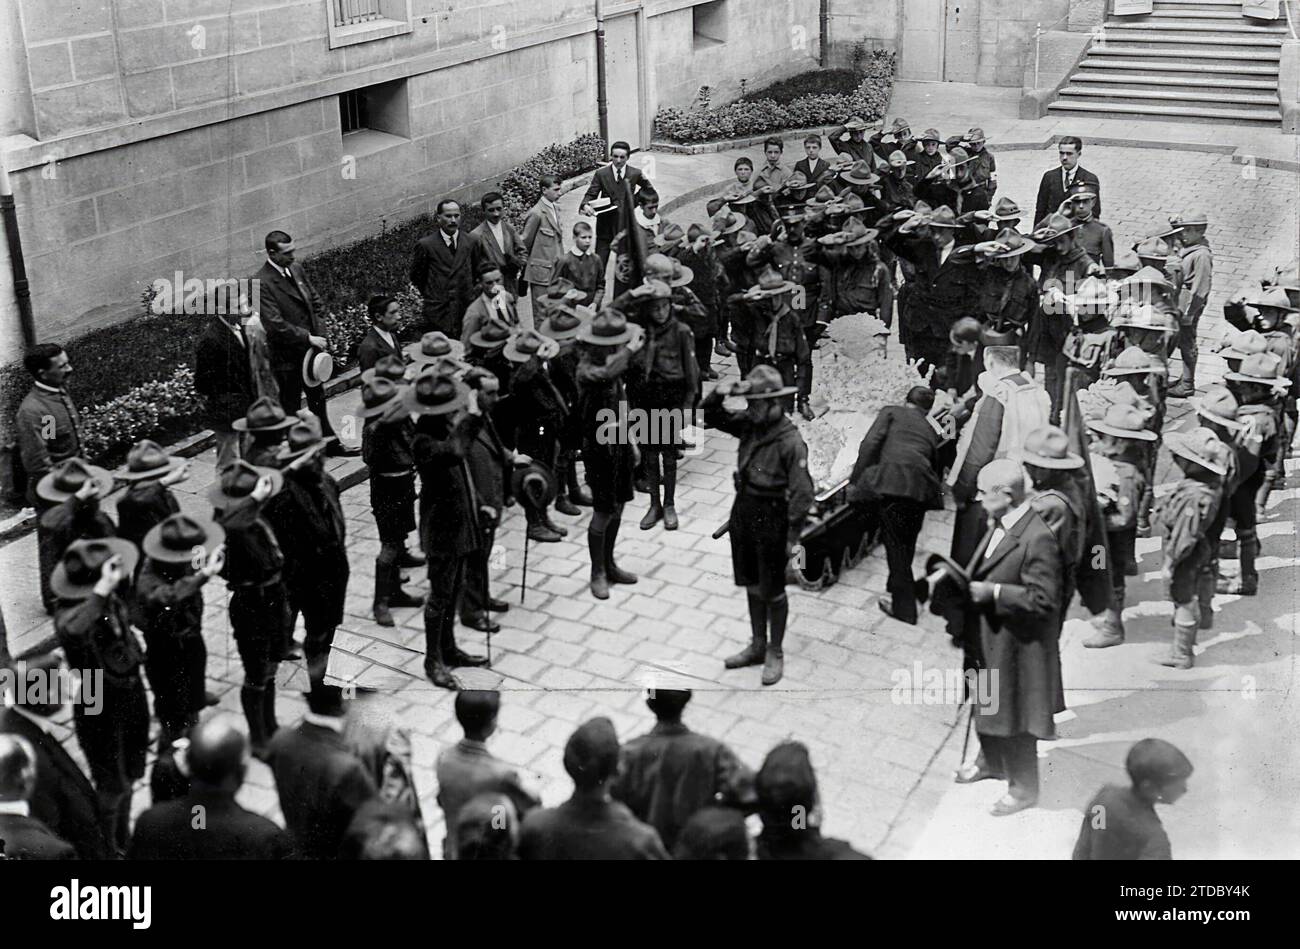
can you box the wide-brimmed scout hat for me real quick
[1111,302,1177,333]
[733,364,797,400]
[1108,248,1142,279]
[989,229,1038,259]
[1103,346,1168,377]
[1165,427,1229,477]
[781,171,816,194]
[887,150,915,170]
[742,266,800,300]
[1169,209,1209,229]
[941,146,978,169]
[842,115,872,131]
[1119,266,1174,293]
[357,375,406,419]
[1069,275,1118,313]
[142,513,225,565]
[1133,235,1173,260]
[735,230,762,253]
[51,538,139,601]
[1221,329,1268,363]
[503,329,561,364]
[1249,287,1300,313]
[117,439,184,482]
[275,413,328,463]
[839,160,880,186]
[965,127,987,144]
[652,222,687,251]
[576,307,643,347]
[668,259,695,288]
[232,396,295,433]
[913,552,970,605]
[510,461,557,513]
[1139,220,1182,242]
[543,278,585,304]
[919,127,943,143]
[1032,212,1081,242]
[468,317,514,351]
[924,205,960,230]
[826,193,867,219]
[990,197,1023,222]
[710,210,748,236]
[956,209,996,230]
[411,330,467,366]
[207,459,283,508]
[1086,403,1158,442]
[886,117,912,137]
[1016,425,1084,470]
[722,185,757,207]
[804,185,838,211]
[37,458,113,504]
[540,304,595,341]
[302,343,334,389]
[1192,386,1244,431]
[1225,352,1291,388]
[363,354,412,385]
[403,370,470,416]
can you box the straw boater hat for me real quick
[576,308,643,347]
[1103,346,1168,377]
[410,330,467,368]
[503,329,561,364]
[743,266,799,300]
[232,396,295,433]
[1192,386,1244,431]
[402,370,470,416]
[1032,212,1081,243]
[539,303,594,341]
[990,197,1023,222]
[357,375,406,419]
[275,413,328,464]
[50,538,139,601]
[36,458,113,504]
[207,459,284,509]
[1225,352,1291,389]
[839,160,880,186]
[116,439,184,482]
[468,317,514,351]
[142,513,225,564]
[302,343,334,389]
[1016,426,1084,470]
[1086,403,1158,442]
[668,259,694,287]
[1165,427,1229,478]
[733,364,797,400]
[710,210,747,236]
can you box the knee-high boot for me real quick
[588,522,609,600]
[262,677,279,742]
[1217,530,1259,595]
[763,594,788,686]
[566,453,593,507]
[605,516,638,584]
[726,593,768,669]
[241,685,269,757]
[1157,620,1198,670]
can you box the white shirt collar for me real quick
[441,229,457,246]
[488,219,504,239]
[303,712,345,733]
[634,207,659,230]
[999,500,1033,533]
[0,800,31,817]
[374,327,396,348]
[33,380,62,393]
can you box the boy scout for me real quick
[1223,352,1289,580]
[1166,210,1212,399]
[1189,387,1244,627]
[1153,428,1231,670]
[115,439,189,552]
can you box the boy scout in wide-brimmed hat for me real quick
[1224,351,1290,519]
[1164,209,1213,398]
[1154,427,1231,669]
[700,364,814,687]
[115,439,190,553]
[232,395,297,467]
[37,458,118,591]
[1084,403,1158,647]
[1187,386,1246,624]
[1017,426,1088,613]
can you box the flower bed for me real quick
[653,56,896,145]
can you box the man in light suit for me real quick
[952,459,1063,817]
[470,192,527,297]
[461,265,521,349]
[410,199,478,339]
[580,141,646,268]
[522,174,566,315]
[1035,136,1102,226]
[254,230,356,456]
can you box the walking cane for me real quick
[520,529,530,606]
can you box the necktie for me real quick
[448,234,456,253]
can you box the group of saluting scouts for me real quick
[4,114,1294,858]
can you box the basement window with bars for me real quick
[326,0,413,49]
[338,79,411,158]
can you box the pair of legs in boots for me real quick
[1085,528,1136,648]
[725,587,788,687]
[232,584,286,759]
[1167,320,1199,398]
[639,446,680,531]
[373,539,425,627]
[554,450,593,516]
[1159,561,1203,670]
[1217,468,1264,596]
[424,555,489,689]
[588,505,638,600]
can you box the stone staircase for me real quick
[1049,0,1289,125]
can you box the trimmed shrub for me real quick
[736,68,864,104]
[78,368,206,466]
[653,56,897,145]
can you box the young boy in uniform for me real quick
[115,439,189,552]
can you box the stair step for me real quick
[1060,84,1279,106]
[1152,0,1276,9]
[1069,71,1277,90]
[1078,57,1279,75]
[1047,100,1280,123]
[1088,41,1282,59]
[1144,8,1277,18]
[1106,18,1288,33]
[1098,30,1284,45]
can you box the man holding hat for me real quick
[518,717,667,860]
[954,459,1062,816]
[134,514,225,749]
[51,538,150,850]
[505,329,571,542]
[1167,210,1213,398]
[358,371,425,628]
[701,365,815,687]
[1154,427,1231,669]
[211,461,289,758]
[115,439,189,552]
[263,412,350,686]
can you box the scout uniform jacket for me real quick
[55,592,144,690]
[1091,446,1145,533]
[1156,478,1221,570]
[1172,241,1213,325]
[117,481,180,552]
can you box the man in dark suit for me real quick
[0,734,76,859]
[954,459,1063,817]
[129,719,289,860]
[470,191,528,297]
[0,655,114,859]
[410,199,477,339]
[254,230,357,457]
[847,387,947,625]
[268,685,378,859]
[460,369,514,631]
[792,133,832,184]
[580,141,646,268]
[194,287,257,472]
[1035,136,1102,226]
[356,294,406,372]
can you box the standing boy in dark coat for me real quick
[1073,738,1192,860]
[115,440,188,552]
[356,294,407,372]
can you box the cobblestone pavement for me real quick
[3,138,1297,858]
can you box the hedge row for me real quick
[654,56,896,144]
[4,134,608,476]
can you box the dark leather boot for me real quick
[589,525,610,600]
[566,461,593,507]
[372,558,394,627]
[605,517,638,584]
[397,547,426,568]
[241,686,269,760]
